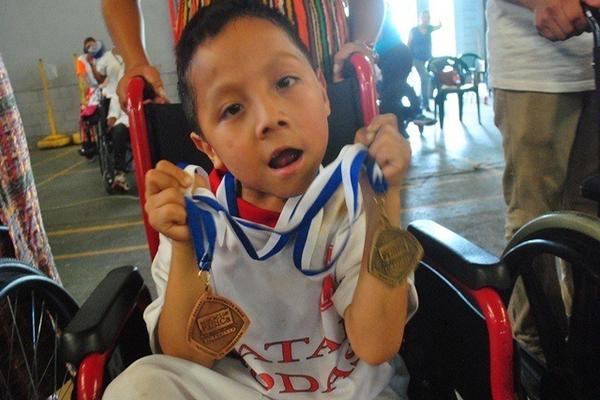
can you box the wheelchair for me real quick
[3,54,599,399]
[0,255,79,398]
[77,89,103,160]
[78,92,132,195]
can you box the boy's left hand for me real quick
[354,114,411,189]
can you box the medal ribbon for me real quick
[186,143,387,274]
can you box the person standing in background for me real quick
[408,10,441,111]
[76,37,100,91]
[94,44,125,99]
[101,0,384,108]
[0,53,59,282]
[487,0,600,362]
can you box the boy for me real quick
[104,1,418,398]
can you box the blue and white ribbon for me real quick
[186,143,387,274]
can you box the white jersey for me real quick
[95,49,124,98]
[144,165,418,400]
[107,96,129,127]
[487,0,594,93]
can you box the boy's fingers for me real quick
[159,223,190,242]
[147,202,187,227]
[146,203,190,242]
[145,169,179,196]
[156,160,194,186]
[369,129,408,164]
[361,114,399,144]
[145,187,186,211]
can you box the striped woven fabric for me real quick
[0,53,60,282]
[174,0,348,82]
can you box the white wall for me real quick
[454,0,486,57]
[0,0,177,139]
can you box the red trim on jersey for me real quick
[209,169,280,228]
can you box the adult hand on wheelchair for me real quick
[145,160,195,243]
[528,0,590,41]
[332,41,377,83]
[117,63,168,109]
[354,113,411,190]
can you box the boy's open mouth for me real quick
[269,148,302,169]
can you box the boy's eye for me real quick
[276,76,298,89]
[221,103,242,119]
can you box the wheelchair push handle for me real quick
[584,5,600,88]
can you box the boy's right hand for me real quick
[145,160,194,243]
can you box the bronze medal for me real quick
[369,224,423,286]
[186,272,250,359]
[368,195,424,287]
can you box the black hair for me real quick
[175,0,313,134]
[83,37,96,52]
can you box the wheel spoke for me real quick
[5,296,18,399]
[36,310,59,393]
[7,295,37,398]
[35,300,46,356]
[0,368,16,400]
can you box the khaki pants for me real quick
[494,89,599,360]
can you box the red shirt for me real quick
[208,169,280,228]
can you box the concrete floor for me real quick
[30,92,505,305]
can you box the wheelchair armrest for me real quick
[581,173,600,203]
[408,219,511,290]
[61,265,150,366]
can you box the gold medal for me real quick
[186,271,250,359]
[368,196,424,286]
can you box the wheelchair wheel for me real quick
[0,258,44,277]
[99,133,116,195]
[98,124,116,194]
[103,171,116,195]
[0,272,79,400]
[504,212,600,400]
[96,106,118,195]
[78,124,99,160]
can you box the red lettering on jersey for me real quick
[238,344,271,362]
[250,369,275,390]
[276,372,319,393]
[345,346,359,366]
[320,274,335,311]
[322,366,355,393]
[264,337,309,363]
[307,337,341,359]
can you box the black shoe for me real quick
[412,114,437,126]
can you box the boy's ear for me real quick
[315,68,331,117]
[190,132,225,170]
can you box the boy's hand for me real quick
[145,160,194,242]
[354,114,411,189]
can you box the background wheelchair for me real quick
[2,53,599,399]
[77,92,131,195]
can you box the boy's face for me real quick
[189,17,330,211]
